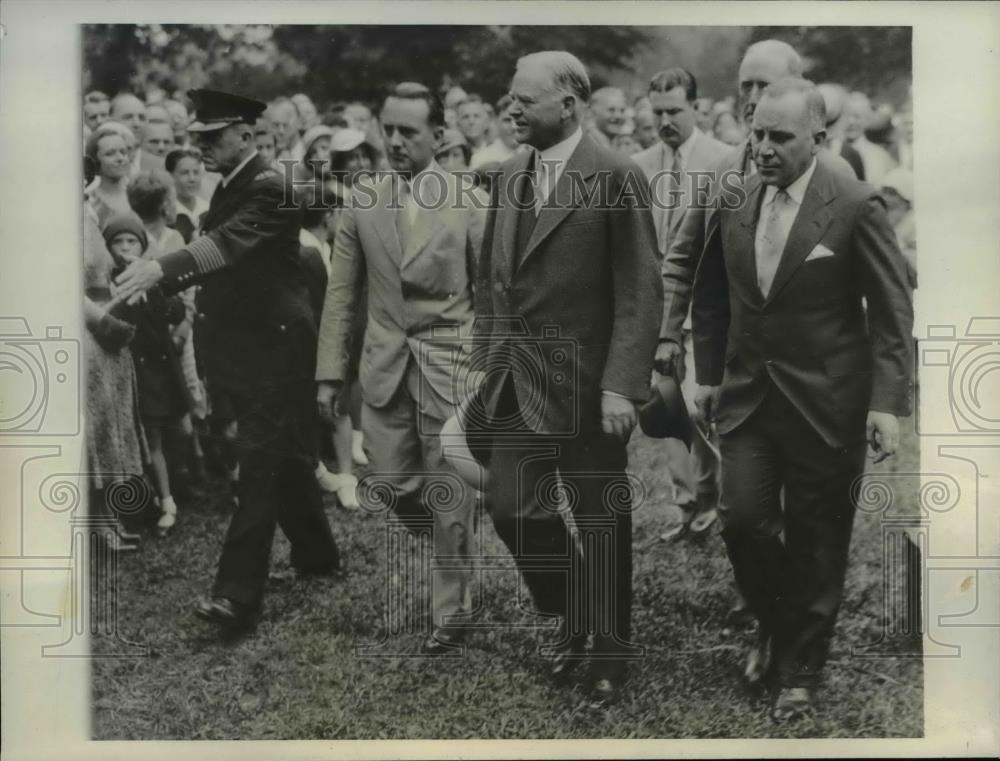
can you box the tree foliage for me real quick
[749,26,912,106]
[83,24,651,107]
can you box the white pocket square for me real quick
[804,244,836,262]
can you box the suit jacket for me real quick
[315,163,485,419]
[474,134,662,435]
[632,129,731,258]
[660,144,858,343]
[158,153,315,392]
[691,159,913,448]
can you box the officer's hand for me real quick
[866,410,900,464]
[601,392,637,440]
[693,385,721,426]
[113,258,164,305]
[317,380,343,425]
[653,340,682,376]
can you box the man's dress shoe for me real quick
[772,686,815,721]
[194,597,254,631]
[420,626,466,656]
[546,635,588,682]
[588,677,621,708]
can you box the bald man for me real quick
[586,86,627,148]
[691,77,912,720]
[658,40,857,377]
[110,92,150,178]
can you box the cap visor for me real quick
[187,120,237,133]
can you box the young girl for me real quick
[103,212,188,535]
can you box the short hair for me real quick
[110,92,144,116]
[165,147,202,174]
[495,94,514,114]
[590,86,624,108]
[457,94,484,110]
[517,51,591,104]
[759,77,827,133]
[127,170,174,222]
[742,39,804,78]
[648,68,698,102]
[384,82,445,128]
[816,83,849,126]
[85,122,130,162]
[84,90,109,105]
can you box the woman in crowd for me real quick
[86,122,135,226]
[166,148,208,245]
[82,157,148,552]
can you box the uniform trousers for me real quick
[212,380,340,607]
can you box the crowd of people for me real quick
[82,36,916,720]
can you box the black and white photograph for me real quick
[1,2,998,758]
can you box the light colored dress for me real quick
[83,205,148,490]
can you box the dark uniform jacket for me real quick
[157,153,314,392]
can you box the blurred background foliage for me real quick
[83,24,911,108]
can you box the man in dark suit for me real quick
[691,77,913,720]
[115,89,341,634]
[468,51,662,706]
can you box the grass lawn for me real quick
[92,418,923,740]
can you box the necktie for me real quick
[514,162,538,267]
[659,148,683,253]
[755,189,790,298]
[395,178,412,251]
[533,152,547,217]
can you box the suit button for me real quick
[279,324,287,332]
[494,282,504,293]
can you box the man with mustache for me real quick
[633,67,730,542]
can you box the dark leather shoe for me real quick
[194,597,253,631]
[744,630,772,687]
[772,686,814,721]
[587,677,621,708]
[420,626,466,656]
[547,638,587,682]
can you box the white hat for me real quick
[330,127,369,154]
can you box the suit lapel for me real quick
[728,171,764,305]
[765,162,837,304]
[501,150,532,279]
[400,164,447,269]
[373,177,403,266]
[517,135,597,272]
[201,154,267,231]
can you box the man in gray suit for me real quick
[316,83,485,655]
[632,67,730,540]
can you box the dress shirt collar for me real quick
[221,150,259,188]
[535,126,583,172]
[663,128,699,167]
[762,157,818,206]
[175,195,209,224]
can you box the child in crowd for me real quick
[298,183,360,509]
[103,211,188,535]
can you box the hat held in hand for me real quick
[638,373,692,447]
